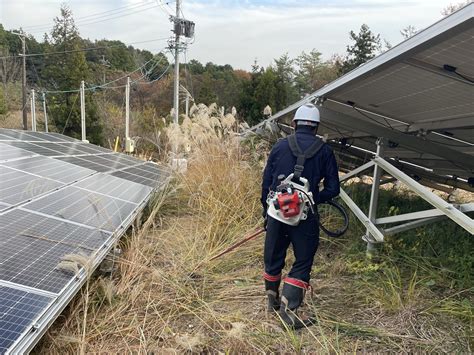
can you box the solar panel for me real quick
[75,174,152,204]
[3,156,95,184]
[57,142,110,155]
[0,128,167,353]
[23,186,138,232]
[0,129,47,142]
[2,141,62,157]
[75,154,129,170]
[100,153,141,166]
[0,166,63,205]
[110,170,157,186]
[55,156,113,172]
[18,131,71,143]
[253,5,474,183]
[81,143,113,154]
[110,162,166,187]
[0,209,110,293]
[43,132,80,142]
[0,202,11,213]
[127,163,165,181]
[0,143,35,162]
[0,285,52,353]
[30,142,87,156]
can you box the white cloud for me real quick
[0,0,455,69]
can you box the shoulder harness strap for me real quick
[288,134,325,179]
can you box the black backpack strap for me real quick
[287,134,325,179]
[288,135,305,179]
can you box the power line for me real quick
[156,0,174,16]
[23,1,158,30]
[61,93,79,134]
[183,48,194,99]
[43,58,157,93]
[20,1,175,34]
[96,54,171,89]
[25,4,161,34]
[134,62,172,85]
[43,49,171,94]
[92,52,169,89]
[0,37,170,60]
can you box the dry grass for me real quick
[34,107,473,354]
[1,109,53,131]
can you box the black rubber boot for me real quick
[278,282,315,329]
[265,279,281,312]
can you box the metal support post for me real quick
[365,138,385,253]
[125,76,130,139]
[185,93,190,117]
[80,80,86,142]
[42,92,48,132]
[30,89,36,132]
[374,156,474,234]
[173,0,181,126]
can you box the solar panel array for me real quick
[253,5,474,187]
[0,128,167,353]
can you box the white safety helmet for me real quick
[293,103,320,126]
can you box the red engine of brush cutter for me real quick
[273,191,302,218]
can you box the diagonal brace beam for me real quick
[373,156,474,234]
[340,160,375,181]
[383,216,445,236]
[339,188,384,242]
[375,203,474,225]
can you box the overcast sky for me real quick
[0,0,459,70]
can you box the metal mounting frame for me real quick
[339,143,474,248]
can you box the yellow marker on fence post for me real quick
[114,136,120,152]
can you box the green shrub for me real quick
[0,86,7,114]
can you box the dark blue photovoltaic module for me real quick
[0,128,165,353]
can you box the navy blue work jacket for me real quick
[261,127,340,211]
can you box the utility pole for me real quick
[173,0,181,126]
[30,89,36,132]
[80,80,86,142]
[13,31,27,130]
[124,76,135,153]
[125,76,130,139]
[185,93,190,117]
[42,92,48,132]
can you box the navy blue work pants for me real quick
[264,214,319,283]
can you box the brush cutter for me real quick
[209,198,348,263]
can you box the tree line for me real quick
[1,2,465,142]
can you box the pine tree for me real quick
[44,5,103,143]
[273,53,298,111]
[341,24,381,74]
[400,25,418,40]
[441,1,470,16]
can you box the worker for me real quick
[261,103,340,329]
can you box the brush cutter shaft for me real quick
[209,228,265,261]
